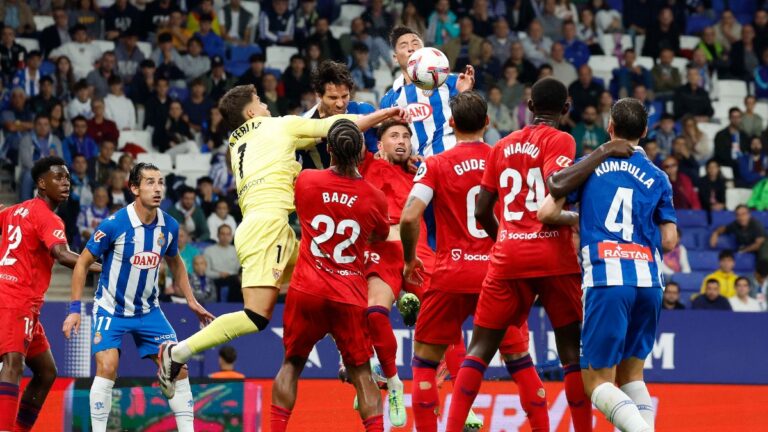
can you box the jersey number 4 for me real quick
[310,215,361,264]
[605,187,634,241]
[0,225,22,266]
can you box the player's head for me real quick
[449,91,489,136]
[129,162,164,210]
[389,26,424,71]
[328,119,365,176]
[608,98,648,142]
[528,77,569,118]
[32,156,70,204]
[377,119,412,164]
[704,278,721,300]
[219,84,269,131]
[218,345,238,368]
[718,250,735,273]
[312,60,354,116]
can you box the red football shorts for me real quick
[415,290,530,353]
[365,240,405,297]
[475,274,583,330]
[283,289,373,367]
[0,307,50,359]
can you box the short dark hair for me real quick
[449,91,488,133]
[328,119,364,170]
[35,113,50,123]
[72,153,87,162]
[219,84,258,131]
[74,79,89,92]
[158,32,173,44]
[39,75,54,85]
[389,25,421,49]
[312,60,355,95]
[72,115,87,125]
[188,36,203,47]
[217,223,232,235]
[705,278,720,286]
[197,176,214,186]
[219,345,237,364]
[718,250,734,261]
[376,119,411,140]
[107,75,122,86]
[531,77,568,115]
[179,186,196,197]
[666,281,679,291]
[129,162,161,188]
[610,98,648,140]
[729,107,742,116]
[735,204,749,212]
[32,156,67,183]
[199,13,213,23]
[735,276,751,287]
[352,42,369,53]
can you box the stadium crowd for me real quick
[1,0,768,310]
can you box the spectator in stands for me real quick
[53,56,76,102]
[308,17,346,63]
[204,107,227,153]
[63,116,99,166]
[516,85,533,128]
[68,0,100,40]
[714,107,750,171]
[87,139,116,186]
[210,346,245,378]
[178,226,199,272]
[259,0,295,48]
[18,114,64,200]
[554,0,578,24]
[473,40,501,93]
[49,103,67,139]
[681,115,713,162]
[572,105,608,157]
[497,64,525,109]
[468,0,493,37]
[187,0,222,36]
[145,0,179,32]
[294,0,319,46]
[195,14,226,59]
[1,88,33,161]
[12,50,43,98]
[597,90,613,129]
[189,255,216,303]
[397,2,427,38]
[128,60,155,106]
[651,48,682,101]
[170,186,210,241]
[539,0,563,40]
[713,9,742,52]
[70,153,94,204]
[698,26,729,76]
[699,159,726,211]
[538,64,554,80]
[710,205,767,259]
[672,136,700,181]
[104,0,142,41]
[87,51,119,99]
[340,17,393,71]
[260,72,286,116]
[161,100,198,156]
[207,199,237,239]
[236,54,265,94]
[642,7,680,59]
[521,20,553,68]
[742,96,765,138]
[282,54,312,104]
[662,227,691,276]
[592,0,623,34]
[152,33,185,85]
[220,0,254,45]
[674,67,714,121]
[661,282,685,310]
[349,43,375,92]
[115,30,144,85]
[485,85,516,144]
[652,113,678,157]
[76,185,109,246]
[690,48,715,94]
[157,10,191,53]
[205,224,241,301]
[50,24,101,80]
[104,75,135,131]
[196,176,219,216]
[643,140,662,167]
[633,84,662,130]
[362,0,394,40]
[426,0,459,46]
[568,65,603,123]
[28,77,57,117]
[749,262,768,310]
[146,77,171,150]
[560,21,589,68]
[203,56,237,102]
[184,78,213,133]
[548,42,577,86]
[737,137,768,187]
[756,48,768,100]
[487,18,515,65]
[107,169,132,206]
[730,25,758,82]
[663,155,701,210]
[0,0,35,35]
[506,41,538,85]
[755,10,768,59]
[117,153,133,184]
[729,276,763,312]
[701,250,737,298]
[693,279,732,310]
[610,48,652,99]
[576,8,602,54]
[40,7,71,57]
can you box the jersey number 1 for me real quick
[605,187,634,241]
[237,144,246,178]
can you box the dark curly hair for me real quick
[311,60,355,95]
[32,156,67,183]
[328,119,363,172]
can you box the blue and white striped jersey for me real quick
[379,73,460,157]
[86,203,179,317]
[572,149,677,289]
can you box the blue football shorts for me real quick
[91,305,177,358]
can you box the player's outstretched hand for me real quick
[388,106,411,123]
[403,257,425,286]
[407,155,424,174]
[601,139,635,158]
[62,313,81,339]
[189,301,215,326]
[456,65,476,93]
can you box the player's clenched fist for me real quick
[62,312,81,339]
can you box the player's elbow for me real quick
[546,175,567,200]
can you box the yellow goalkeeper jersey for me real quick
[228,114,357,218]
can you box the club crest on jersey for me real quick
[93,331,102,345]
[53,229,66,240]
[598,242,654,262]
[556,155,573,168]
[272,268,283,280]
[130,251,161,269]
[157,232,166,247]
[407,103,433,122]
[93,230,106,243]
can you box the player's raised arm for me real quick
[62,248,98,339]
[547,139,636,199]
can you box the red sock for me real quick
[505,355,549,431]
[444,335,466,381]
[270,404,292,432]
[445,356,486,432]
[367,306,398,378]
[363,414,384,432]
[564,364,592,432]
[13,401,41,432]
[0,382,20,431]
[412,356,440,432]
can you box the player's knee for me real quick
[244,308,270,331]
[96,358,118,379]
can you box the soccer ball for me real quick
[406,48,450,91]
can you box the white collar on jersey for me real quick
[392,74,405,92]
[127,203,166,228]
[302,103,318,118]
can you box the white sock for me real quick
[621,381,654,431]
[90,376,114,432]
[387,374,404,393]
[168,378,195,431]
[591,382,651,432]
[172,341,194,364]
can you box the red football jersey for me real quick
[0,198,67,309]
[359,151,413,224]
[414,142,494,293]
[481,124,581,279]
[291,169,389,307]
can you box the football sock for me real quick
[591,382,650,432]
[270,404,292,432]
[169,378,194,432]
[412,356,440,432]
[445,341,466,381]
[564,364,593,431]
[176,311,265,363]
[363,414,384,432]
[621,381,654,431]
[445,356,486,432]
[367,306,399,380]
[505,355,549,431]
[0,382,20,431]
[13,401,40,432]
[90,376,114,432]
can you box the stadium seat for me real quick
[753,102,768,122]
[137,41,152,59]
[240,1,260,18]
[752,211,768,228]
[671,271,707,292]
[686,15,715,34]
[335,4,365,27]
[225,60,249,77]
[329,25,347,39]
[713,234,737,251]
[111,150,123,164]
[137,152,172,172]
[680,229,700,249]
[711,210,736,227]
[635,56,654,70]
[169,87,189,102]
[734,253,756,272]
[676,209,708,227]
[687,250,720,271]
[718,80,748,101]
[118,130,152,153]
[266,46,299,72]
[598,34,632,55]
[587,55,619,86]
[634,35,645,56]
[373,69,394,97]
[679,35,701,51]
[175,153,211,171]
[726,188,753,211]
[33,15,54,30]
[229,45,262,63]
[16,38,39,52]
[93,40,116,53]
[672,57,690,83]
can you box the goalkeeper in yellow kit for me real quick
[158,85,409,397]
